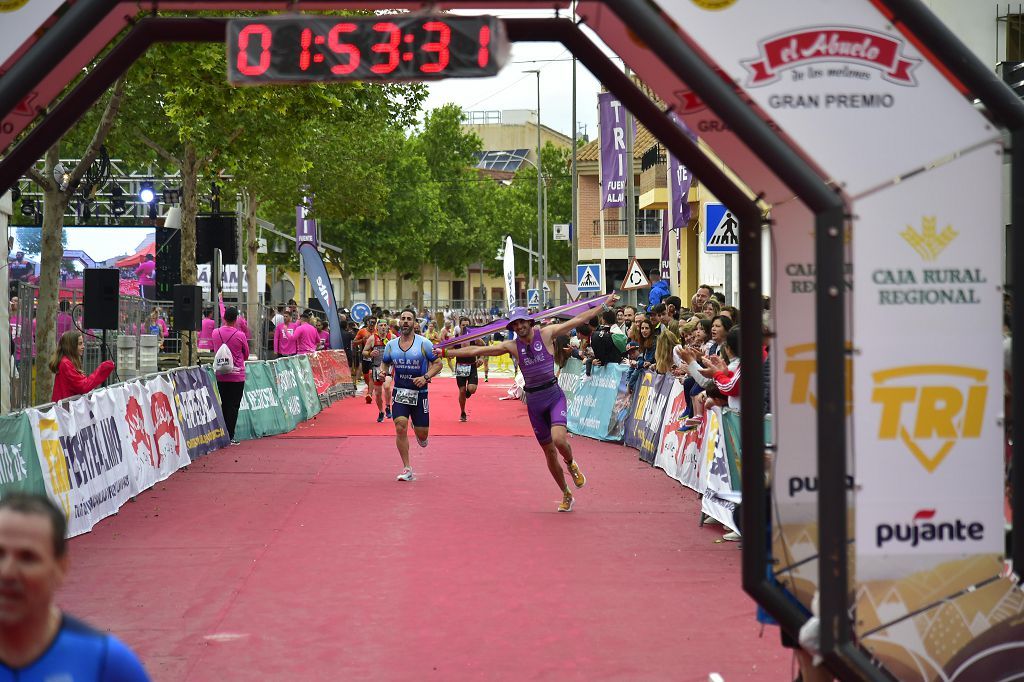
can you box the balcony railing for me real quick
[592,218,661,236]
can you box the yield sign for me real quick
[620,258,650,291]
[564,283,581,302]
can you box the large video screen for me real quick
[8,225,155,295]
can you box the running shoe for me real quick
[376,412,384,423]
[568,460,586,488]
[460,412,467,422]
[396,468,415,482]
[416,436,428,448]
[365,394,372,404]
[385,407,391,419]
[484,376,489,382]
[557,489,574,513]
[229,439,240,446]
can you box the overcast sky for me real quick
[420,9,619,141]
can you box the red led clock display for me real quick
[227,15,509,84]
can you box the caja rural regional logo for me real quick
[742,26,920,87]
[871,365,987,473]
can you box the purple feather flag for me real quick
[436,294,614,348]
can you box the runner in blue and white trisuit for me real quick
[381,308,443,482]
[441,296,617,512]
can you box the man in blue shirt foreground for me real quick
[0,493,149,681]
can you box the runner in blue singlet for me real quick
[0,493,149,681]
[442,295,618,512]
[381,308,443,482]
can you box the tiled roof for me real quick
[577,124,661,162]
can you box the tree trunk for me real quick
[178,144,199,366]
[341,269,353,308]
[415,269,425,312]
[35,146,69,403]
[243,188,259,336]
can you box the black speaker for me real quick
[173,285,203,331]
[307,297,324,314]
[83,269,120,329]
[196,215,237,263]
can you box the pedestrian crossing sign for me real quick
[576,264,602,292]
[527,289,541,306]
[704,202,740,254]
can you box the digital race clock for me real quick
[227,15,510,84]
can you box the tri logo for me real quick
[871,364,987,473]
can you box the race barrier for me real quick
[0,349,353,537]
[557,358,743,534]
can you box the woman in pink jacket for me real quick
[212,307,249,444]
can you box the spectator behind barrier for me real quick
[49,331,114,403]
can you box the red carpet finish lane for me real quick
[60,378,791,681]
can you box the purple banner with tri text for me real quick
[599,92,628,209]
[669,114,696,229]
[295,201,318,251]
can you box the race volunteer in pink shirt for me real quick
[212,307,249,443]
[198,308,215,350]
[274,311,297,357]
[292,311,320,354]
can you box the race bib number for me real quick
[394,388,419,406]
[455,364,472,378]
[372,366,384,381]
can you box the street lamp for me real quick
[523,69,544,292]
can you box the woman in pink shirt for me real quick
[198,308,215,350]
[212,307,249,443]
[315,317,330,350]
[273,310,297,357]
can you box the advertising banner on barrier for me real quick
[558,359,627,442]
[27,395,133,537]
[0,413,46,497]
[637,374,672,464]
[623,370,655,450]
[172,367,230,459]
[699,408,741,533]
[294,355,322,418]
[654,380,704,491]
[234,363,294,440]
[272,359,306,426]
[112,376,191,494]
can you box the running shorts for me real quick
[454,363,478,388]
[525,384,568,445]
[391,388,429,428]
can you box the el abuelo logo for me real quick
[743,26,919,87]
[871,365,987,473]
[875,508,984,549]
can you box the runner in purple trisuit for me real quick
[441,295,618,512]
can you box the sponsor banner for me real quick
[623,370,655,450]
[770,200,852,606]
[606,368,633,440]
[668,113,696,230]
[27,395,133,538]
[853,144,1004,582]
[171,367,231,459]
[271,358,307,426]
[637,374,672,464]
[699,407,741,533]
[112,376,192,494]
[653,379,704,491]
[558,359,626,442]
[293,355,323,419]
[598,92,629,209]
[503,235,516,312]
[650,1,999,196]
[0,412,46,496]
[234,362,294,441]
[309,352,332,396]
[858,557,1024,681]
